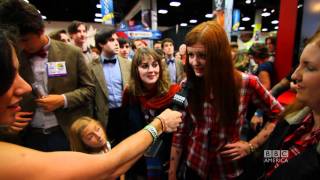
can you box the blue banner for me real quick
[122,30,162,40]
[232,9,240,31]
[100,0,114,25]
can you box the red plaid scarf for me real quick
[267,113,320,176]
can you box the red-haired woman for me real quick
[168,21,283,180]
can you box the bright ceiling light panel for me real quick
[242,17,250,21]
[189,19,197,23]
[170,1,181,7]
[158,9,168,14]
[180,23,187,27]
[205,13,213,18]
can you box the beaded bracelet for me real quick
[144,125,158,143]
[154,116,166,132]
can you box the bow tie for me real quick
[26,49,47,59]
[103,58,117,64]
[167,59,174,64]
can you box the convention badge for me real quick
[47,61,67,77]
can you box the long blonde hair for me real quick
[69,116,107,153]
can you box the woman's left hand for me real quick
[220,141,251,161]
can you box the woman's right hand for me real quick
[157,109,182,133]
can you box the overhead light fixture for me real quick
[158,9,168,14]
[94,18,103,22]
[205,13,213,18]
[263,8,267,12]
[96,4,101,9]
[271,9,275,13]
[245,0,251,4]
[262,28,268,32]
[271,20,279,24]
[274,26,279,30]
[95,13,102,17]
[180,23,187,27]
[242,17,250,21]
[297,4,303,8]
[311,3,320,12]
[239,27,245,30]
[189,19,197,23]
[251,24,255,28]
[41,15,47,20]
[170,1,181,7]
[23,0,29,3]
[261,12,271,17]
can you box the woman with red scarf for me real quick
[122,47,181,180]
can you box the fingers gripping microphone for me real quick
[144,82,191,158]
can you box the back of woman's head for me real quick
[129,47,170,96]
[0,28,18,95]
[185,20,240,125]
[69,117,103,153]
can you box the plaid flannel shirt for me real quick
[172,73,283,179]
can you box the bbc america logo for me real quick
[264,150,289,163]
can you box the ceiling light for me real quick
[94,18,103,22]
[23,0,29,3]
[158,9,168,14]
[271,9,275,13]
[262,28,268,32]
[180,23,187,27]
[205,13,213,18]
[297,4,303,8]
[274,26,279,30]
[170,1,181,7]
[263,8,267,12]
[189,19,197,23]
[271,20,279,24]
[95,13,102,17]
[239,27,245,30]
[41,15,47,20]
[261,12,271,17]
[311,3,320,12]
[242,17,250,21]
[245,0,251,4]
[251,24,255,28]
[96,4,101,9]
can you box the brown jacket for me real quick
[19,40,95,135]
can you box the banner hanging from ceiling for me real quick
[100,0,114,25]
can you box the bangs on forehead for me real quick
[140,54,154,63]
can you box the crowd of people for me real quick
[0,0,320,179]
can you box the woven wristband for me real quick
[144,125,158,143]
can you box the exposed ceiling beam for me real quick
[123,0,142,22]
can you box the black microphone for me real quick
[144,81,191,158]
[171,81,191,111]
